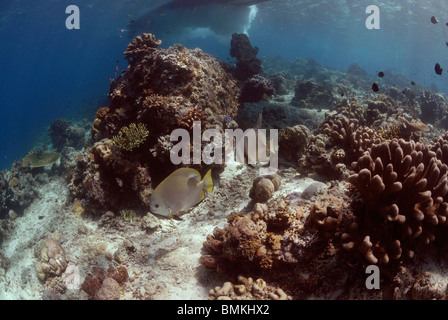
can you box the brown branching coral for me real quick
[177,106,207,131]
[201,199,306,273]
[346,138,448,264]
[334,98,365,124]
[366,94,400,126]
[124,33,161,64]
[322,114,382,163]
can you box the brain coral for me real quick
[346,138,448,264]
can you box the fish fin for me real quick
[202,169,214,193]
[200,189,205,202]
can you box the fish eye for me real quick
[155,204,159,208]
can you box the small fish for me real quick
[435,63,443,75]
[129,19,135,24]
[116,66,119,71]
[446,22,448,27]
[149,168,214,218]
[3,155,7,160]
[411,81,416,85]
[372,82,379,92]
[431,16,438,24]
[378,71,384,77]
[446,41,448,47]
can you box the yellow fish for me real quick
[149,168,213,218]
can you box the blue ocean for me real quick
[1,0,448,302]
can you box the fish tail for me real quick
[202,169,214,193]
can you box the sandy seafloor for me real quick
[2,110,448,300]
[0,151,327,300]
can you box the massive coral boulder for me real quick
[34,237,68,282]
[71,34,240,214]
[345,138,448,264]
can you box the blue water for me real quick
[1,0,447,170]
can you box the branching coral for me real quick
[334,98,365,124]
[124,33,162,65]
[177,106,207,131]
[112,123,149,151]
[345,138,448,264]
[201,199,306,273]
[322,114,382,163]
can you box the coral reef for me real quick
[71,33,240,213]
[48,119,70,151]
[305,195,343,238]
[48,119,86,151]
[345,138,448,264]
[201,198,313,272]
[419,90,447,125]
[291,80,334,110]
[365,94,401,127]
[0,160,48,221]
[323,114,382,162]
[333,98,365,124]
[240,74,275,103]
[297,114,381,179]
[346,63,369,79]
[69,138,153,213]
